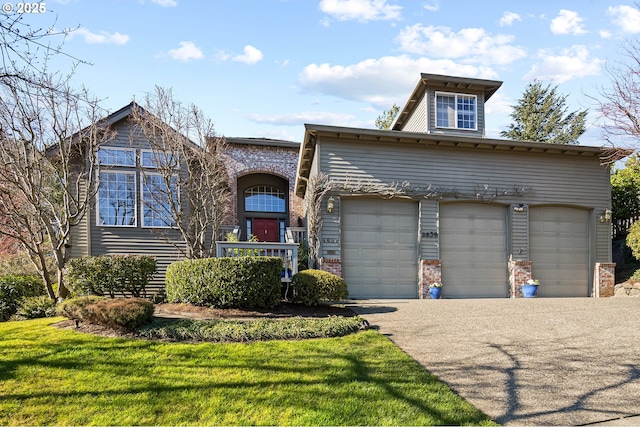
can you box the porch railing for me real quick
[215,241,299,283]
[286,227,307,244]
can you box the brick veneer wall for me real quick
[509,260,533,298]
[319,257,342,277]
[419,259,442,299]
[222,141,304,227]
[594,262,616,297]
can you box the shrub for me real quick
[85,298,155,332]
[291,269,349,306]
[627,221,640,261]
[137,315,364,343]
[16,296,58,319]
[0,275,44,321]
[66,255,157,297]
[56,296,105,320]
[166,256,282,308]
[57,296,154,332]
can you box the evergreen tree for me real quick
[501,81,588,144]
[375,104,399,130]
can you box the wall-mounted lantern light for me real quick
[327,196,335,213]
[600,209,612,223]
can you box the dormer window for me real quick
[435,92,477,130]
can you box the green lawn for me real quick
[0,318,496,426]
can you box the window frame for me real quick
[244,185,287,213]
[97,147,136,167]
[140,172,180,229]
[96,169,138,227]
[140,149,180,170]
[434,91,478,131]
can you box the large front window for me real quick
[436,92,477,130]
[244,186,286,212]
[98,171,136,226]
[142,174,179,228]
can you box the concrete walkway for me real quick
[348,298,640,426]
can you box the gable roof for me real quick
[294,123,608,197]
[392,73,503,131]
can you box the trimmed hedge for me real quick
[57,296,154,332]
[66,255,157,297]
[291,269,349,306]
[165,256,282,308]
[0,275,44,321]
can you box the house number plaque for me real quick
[421,231,438,238]
[323,238,340,244]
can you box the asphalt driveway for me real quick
[348,298,640,426]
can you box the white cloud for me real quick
[608,5,640,34]
[423,1,439,12]
[319,0,402,22]
[166,41,204,61]
[499,11,521,27]
[72,28,130,45]
[599,29,612,39]
[248,111,357,127]
[550,9,587,35]
[232,45,263,64]
[396,24,526,66]
[524,45,602,83]
[299,55,498,108]
[150,0,177,6]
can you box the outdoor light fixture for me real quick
[513,204,526,212]
[600,209,612,223]
[327,196,335,213]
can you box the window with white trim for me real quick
[244,186,286,213]
[140,149,179,169]
[98,148,136,166]
[141,173,179,228]
[97,171,136,226]
[435,92,477,130]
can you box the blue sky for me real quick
[27,0,640,146]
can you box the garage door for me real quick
[342,199,418,298]
[440,203,508,298]
[530,206,590,297]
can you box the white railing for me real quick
[286,227,307,243]
[215,241,299,283]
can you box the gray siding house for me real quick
[295,74,615,299]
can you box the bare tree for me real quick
[0,73,113,298]
[598,39,640,149]
[130,86,231,259]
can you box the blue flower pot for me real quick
[521,284,538,298]
[429,287,442,299]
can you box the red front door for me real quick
[253,218,279,242]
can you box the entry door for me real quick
[253,218,279,242]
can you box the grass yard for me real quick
[0,318,496,426]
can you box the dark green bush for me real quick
[291,269,349,306]
[0,275,44,321]
[85,298,155,332]
[66,255,157,297]
[16,296,58,319]
[166,256,282,308]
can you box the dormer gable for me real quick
[392,73,502,138]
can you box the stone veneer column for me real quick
[319,258,342,277]
[594,262,616,297]
[509,260,533,298]
[419,260,442,299]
